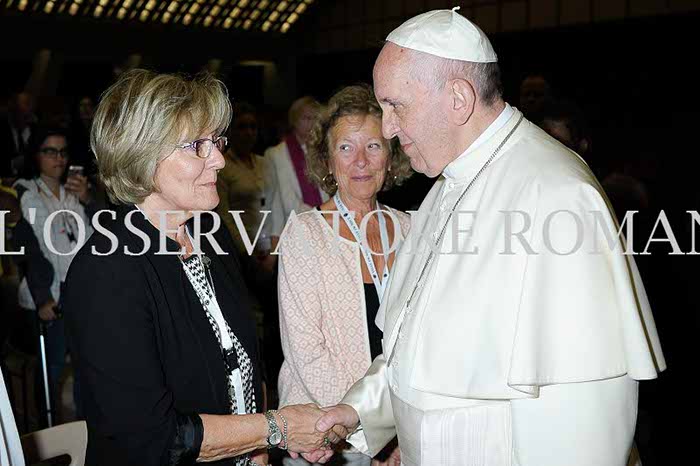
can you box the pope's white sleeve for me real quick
[341,354,396,457]
[510,375,638,466]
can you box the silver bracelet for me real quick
[277,410,289,450]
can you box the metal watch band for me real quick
[264,410,281,449]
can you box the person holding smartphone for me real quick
[12,126,95,425]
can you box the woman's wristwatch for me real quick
[264,410,288,450]
[264,411,281,449]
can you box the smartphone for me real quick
[67,165,84,178]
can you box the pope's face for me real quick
[373,43,450,178]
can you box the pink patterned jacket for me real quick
[277,207,411,408]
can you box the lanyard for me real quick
[334,193,391,301]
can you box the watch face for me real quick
[269,431,282,445]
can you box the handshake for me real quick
[272,403,360,464]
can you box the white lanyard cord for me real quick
[334,193,391,301]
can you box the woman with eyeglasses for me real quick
[61,70,336,466]
[12,126,95,425]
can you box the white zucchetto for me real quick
[386,7,498,63]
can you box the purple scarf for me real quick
[285,133,322,207]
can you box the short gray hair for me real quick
[409,51,503,105]
[91,69,231,205]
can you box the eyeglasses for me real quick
[175,136,227,159]
[39,147,69,159]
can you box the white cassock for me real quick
[342,104,665,466]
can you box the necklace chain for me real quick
[405,114,524,310]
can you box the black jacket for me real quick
[63,205,263,466]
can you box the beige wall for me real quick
[301,0,700,53]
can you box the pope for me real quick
[308,7,665,466]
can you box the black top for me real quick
[363,283,383,361]
[63,205,263,466]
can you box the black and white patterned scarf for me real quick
[180,254,257,415]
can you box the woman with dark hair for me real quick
[13,126,94,423]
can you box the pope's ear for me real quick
[449,78,476,126]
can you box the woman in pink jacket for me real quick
[277,85,413,466]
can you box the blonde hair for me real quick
[91,69,231,204]
[307,84,413,195]
[287,95,321,129]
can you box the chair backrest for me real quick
[20,421,87,466]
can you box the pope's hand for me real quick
[289,404,360,464]
[315,403,360,435]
